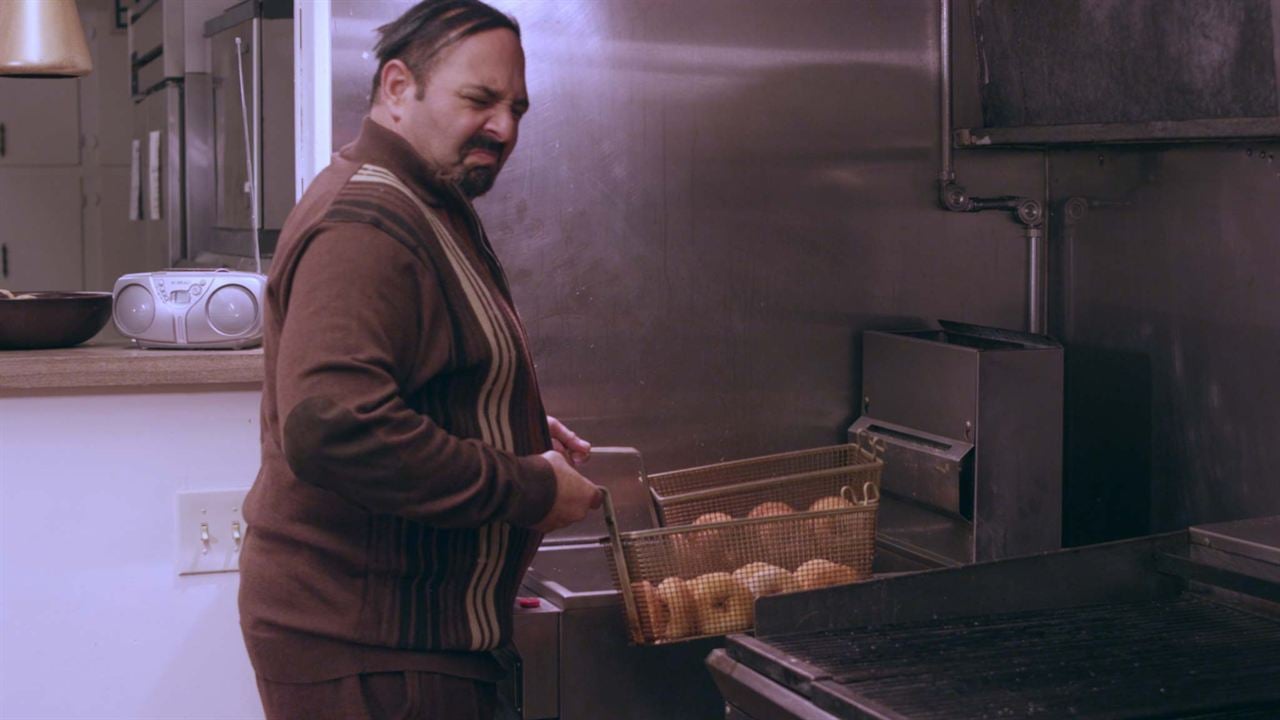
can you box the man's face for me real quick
[397,28,528,198]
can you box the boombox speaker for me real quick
[112,269,266,349]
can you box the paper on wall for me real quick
[148,130,162,221]
[129,138,141,221]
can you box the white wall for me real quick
[0,387,265,720]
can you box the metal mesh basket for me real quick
[648,437,884,527]
[603,482,880,645]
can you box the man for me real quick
[238,2,603,718]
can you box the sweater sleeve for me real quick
[273,223,557,528]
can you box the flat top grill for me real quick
[738,595,1280,719]
[714,519,1280,720]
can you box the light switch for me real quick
[176,489,249,575]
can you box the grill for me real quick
[708,515,1280,720]
[759,598,1280,719]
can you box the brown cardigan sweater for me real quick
[239,118,557,683]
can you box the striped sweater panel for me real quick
[317,164,546,653]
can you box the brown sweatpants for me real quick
[255,672,497,720]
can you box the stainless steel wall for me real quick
[329,1,1042,472]
[1048,143,1280,543]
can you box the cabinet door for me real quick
[89,166,148,290]
[0,170,84,291]
[0,78,81,166]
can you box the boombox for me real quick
[112,269,267,349]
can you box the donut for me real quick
[656,577,699,639]
[693,512,734,525]
[808,496,854,512]
[731,561,774,587]
[795,558,859,590]
[688,572,754,634]
[631,577,700,641]
[747,501,794,519]
[631,580,666,641]
[807,495,855,539]
[747,501,796,555]
[676,512,737,572]
[737,563,801,599]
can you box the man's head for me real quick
[369,0,528,198]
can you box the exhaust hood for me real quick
[954,0,1280,146]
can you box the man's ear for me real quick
[378,59,416,120]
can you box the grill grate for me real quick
[751,596,1280,719]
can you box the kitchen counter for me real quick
[0,338,263,391]
[1,356,263,718]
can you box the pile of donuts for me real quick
[693,493,857,527]
[683,494,860,565]
[631,495,863,641]
[631,558,859,641]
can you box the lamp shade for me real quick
[0,0,93,78]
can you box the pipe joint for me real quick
[1015,199,1044,228]
[940,182,973,212]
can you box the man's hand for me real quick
[531,450,603,534]
[547,415,591,466]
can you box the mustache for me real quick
[462,135,506,158]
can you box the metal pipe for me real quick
[939,0,954,185]
[936,0,1046,334]
[234,34,262,274]
[1027,225,1044,334]
[1041,151,1051,336]
[969,197,1023,211]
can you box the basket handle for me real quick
[601,487,645,644]
[852,430,886,460]
[840,482,881,506]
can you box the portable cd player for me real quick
[112,269,267,349]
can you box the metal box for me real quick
[202,0,294,262]
[850,320,1063,565]
[128,0,185,99]
[507,448,727,720]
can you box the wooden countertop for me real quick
[0,334,264,391]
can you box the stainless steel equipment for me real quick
[325,0,1045,476]
[502,447,728,720]
[709,515,1280,719]
[126,0,213,270]
[849,320,1063,567]
[202,0,293,265]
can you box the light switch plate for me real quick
[176,489,249,575]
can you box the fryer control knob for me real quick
[517,597,541,609]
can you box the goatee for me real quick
[456,135,506,198]
[459,166,497,198]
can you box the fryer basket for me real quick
[603,442,883,645]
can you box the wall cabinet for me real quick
[0,70,84,292]
[0,170,84,291]
[0,78,81,167]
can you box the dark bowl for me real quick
[0,291,114,350]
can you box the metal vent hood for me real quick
[955,0,1280,146]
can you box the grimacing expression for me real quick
[396,28,529,198]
